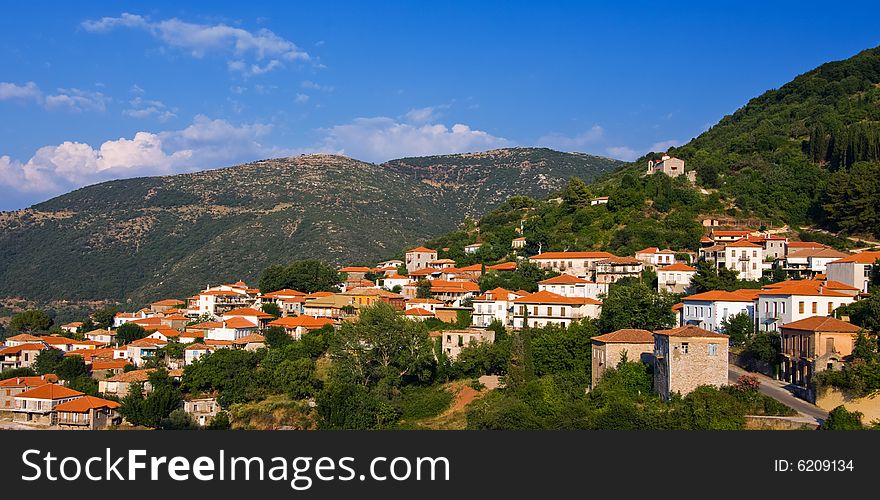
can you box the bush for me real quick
[398,385,454,420]
[820,406,864,430]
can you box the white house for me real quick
[721,239,764,281]
[679,290,759,333]
[405,298,444,314]
[635,247,676,267]
[471,288,523,327]
[590,196,609,206]
[755,280,856,332]
[784,248,849,277]
[826,251,880,293]
[528,251,616,279]
[380,273,412,291]
[204,317,260,341]
[464,243,482,254]
[537,274,607,301]
[657,262,697,294]
[512,290,602,329]
[184,343,216,365]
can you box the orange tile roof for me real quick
[0,374,58,387]
[530,251,615,260]
[185,343,213,351]
[223,307,273,319]
[786,248,849,259]
[339,266,372,272]
[4,333,44,342]
[727,239,762,248]
[830,251,880,264]
[658,262,696,272]
[513,290,602,305]
[757,280,851,297]
[487,262,517,271]
[654,325,729,338]
[539,274,592,285]
[457,264,484,272]
[711,230,752,237]
[405,308,435,316]
[188,321,223,329]
[598,256,642,265]
[54,395,120,413]
[262,288,307,298]
[430,280,481,293]
[787,241,829,248]
[407,298,443,304]
[16,384,84,400]
[781,316,860,333]
[152,299,184,307]
[232,334,266,345]
[683,290,759,302]
[41,336,82,345]
[474,287,514,301]
[592,329,654,344]
[268,315,335,329]
[91,359,130,370]
[305,291,335,299]
[407,246,436,253]
[61,321,83,328]
[0,343,49,355]
[222,317,259,329]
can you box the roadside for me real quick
[728,365,828,423]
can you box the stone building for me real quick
[780,316,861,391]
[590,329,655,387]
[653,325,729,400]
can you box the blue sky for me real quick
[1,1,878,210]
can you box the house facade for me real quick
[512,291,602,328]
[528,251,616,279]
[826,251,880,293]
[405,247,438,273]
[590,329,655,387]
[657,262,696,294]
[779,316,861,393]
[653,326,729,401]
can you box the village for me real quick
[1,155,878,430]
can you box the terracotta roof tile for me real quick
[592,329,654,344]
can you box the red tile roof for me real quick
[0,343,49,355]
[4,333,44,342]
[54,395,120,413]
[513,290,602,305]
[539,274,592,285]
[487,262,517,271]
[222,317,259,329]
[0,374,58,387]
[658,262,696,272]
[92,359,130,370]
[16,383,83,400]
[407,246,436,253]
[727,239,762,248]
[683,290,759,302]
[592,329,654,344]
[404,308,435,316]
[529,251,616,260]
[781,316,861,333]
[223,307,273,319]
[268,315,335,329]
[830,251,880,264]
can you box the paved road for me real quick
[728,365,829,423]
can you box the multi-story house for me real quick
[13,384,84,425]
[779,316,861,393]
[0,343,51,371]
[529,251,616,280]
[679,290,759,333]
[267,315,336,340]
[512,290,602,328]
[653,325,729,401]
[784,248,849,278]
[595,256,644,284]
[55,396,122,430]
[405,246,438,273]
[634,247,676,267]
[826,250,880,293]
[0,374,58,412]
[537,274,607,301]
[471,288,523,327]
[722,239,764,281]
[755,280,856,332]
[591,329,655,387]
[437,329,496,360]
[427,280,480,307]
[646,154,686,178]
[657,262,697,294]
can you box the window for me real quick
[681,343,689,354]
[828,302,833,314]
[708,344,718,356]
[798,301,804,314]
[547,307,554,317]
[533,306,539,316]
[753,251,757,258]
[812,302,817,314]
[458,336,464,347]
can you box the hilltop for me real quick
[0,148,620,305]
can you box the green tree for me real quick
[91,306,119,329]
[115,323,147,345]
[207,411,231,429]
[258,260,340,294]
[722,312,754,346]
[820,405,864,430]
[597,278,676,333]
[0,367,36,378]
[56,355,88,381]
[690,260,741,293]
[265,326,293,349]
[160,409,199,430]
[33,349,64,375]
[8,310,53,334]
[261,302,282,319]
[416,280,433,299]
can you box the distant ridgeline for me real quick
[0,149,620,304]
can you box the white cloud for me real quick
[43,88,109,112]
[0,115,275,200]
[0,81,42,102]
[301,80,333,91]
[82,13,309,75]
[404,105,448,124]
[605,146,640,161]
[536,125,605,150]
[314,116,511,163]
[294,93,310,104]
[123,96,177,121]
[649,139,683,152]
